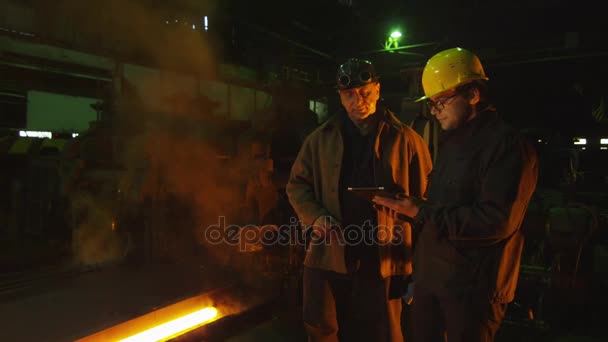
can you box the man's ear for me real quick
[468,87,480,106]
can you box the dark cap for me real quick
[336,58,380,90]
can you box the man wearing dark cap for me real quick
[287,58,432,341]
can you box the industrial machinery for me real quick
[502,133,608,338]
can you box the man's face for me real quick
[339,82,381,122]
[428,89,477,130]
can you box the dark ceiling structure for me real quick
[4,0,606,131]
[202,0,608,132]
[16,0,602,87]
[214,0,606,73]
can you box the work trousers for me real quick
[411,293,507,342]
[302,260,405,342]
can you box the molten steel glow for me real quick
[118,307,218,342]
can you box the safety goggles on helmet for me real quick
[337,70,374,89]
[336,58,379,90]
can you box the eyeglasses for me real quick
[425,93,459,112]
[337,70,374,89]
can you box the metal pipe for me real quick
[359,42,440,56]
[0,60,112,82]
[245,23,333,60]
[490,51,608,67]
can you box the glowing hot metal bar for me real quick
[77,296,222,342]
[119,307,218,342]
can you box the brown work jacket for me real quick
[287,108,432,277]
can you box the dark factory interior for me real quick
[1,0,607,341]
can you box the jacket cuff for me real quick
[412,201,428,226]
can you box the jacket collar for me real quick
[321,101,401,134]
[439,108,498,144]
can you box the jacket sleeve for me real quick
[407,131,433,199]
[286,135,331,229]
[417,135,532,245]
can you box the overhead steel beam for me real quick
[489,51,608,67]
[358,42,441,56]
[0,60,112,82]
[244,23,334,60]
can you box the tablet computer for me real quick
[347,186,396,202]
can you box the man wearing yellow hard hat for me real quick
[373,47,539,341]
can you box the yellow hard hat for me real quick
[416,47,489,102]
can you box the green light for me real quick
[385,30,403,50]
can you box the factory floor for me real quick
[0,259,259,342]
[1,257,606,342]
[224,299,608,342]
[223,312,608,342]
[225,310,305,342]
